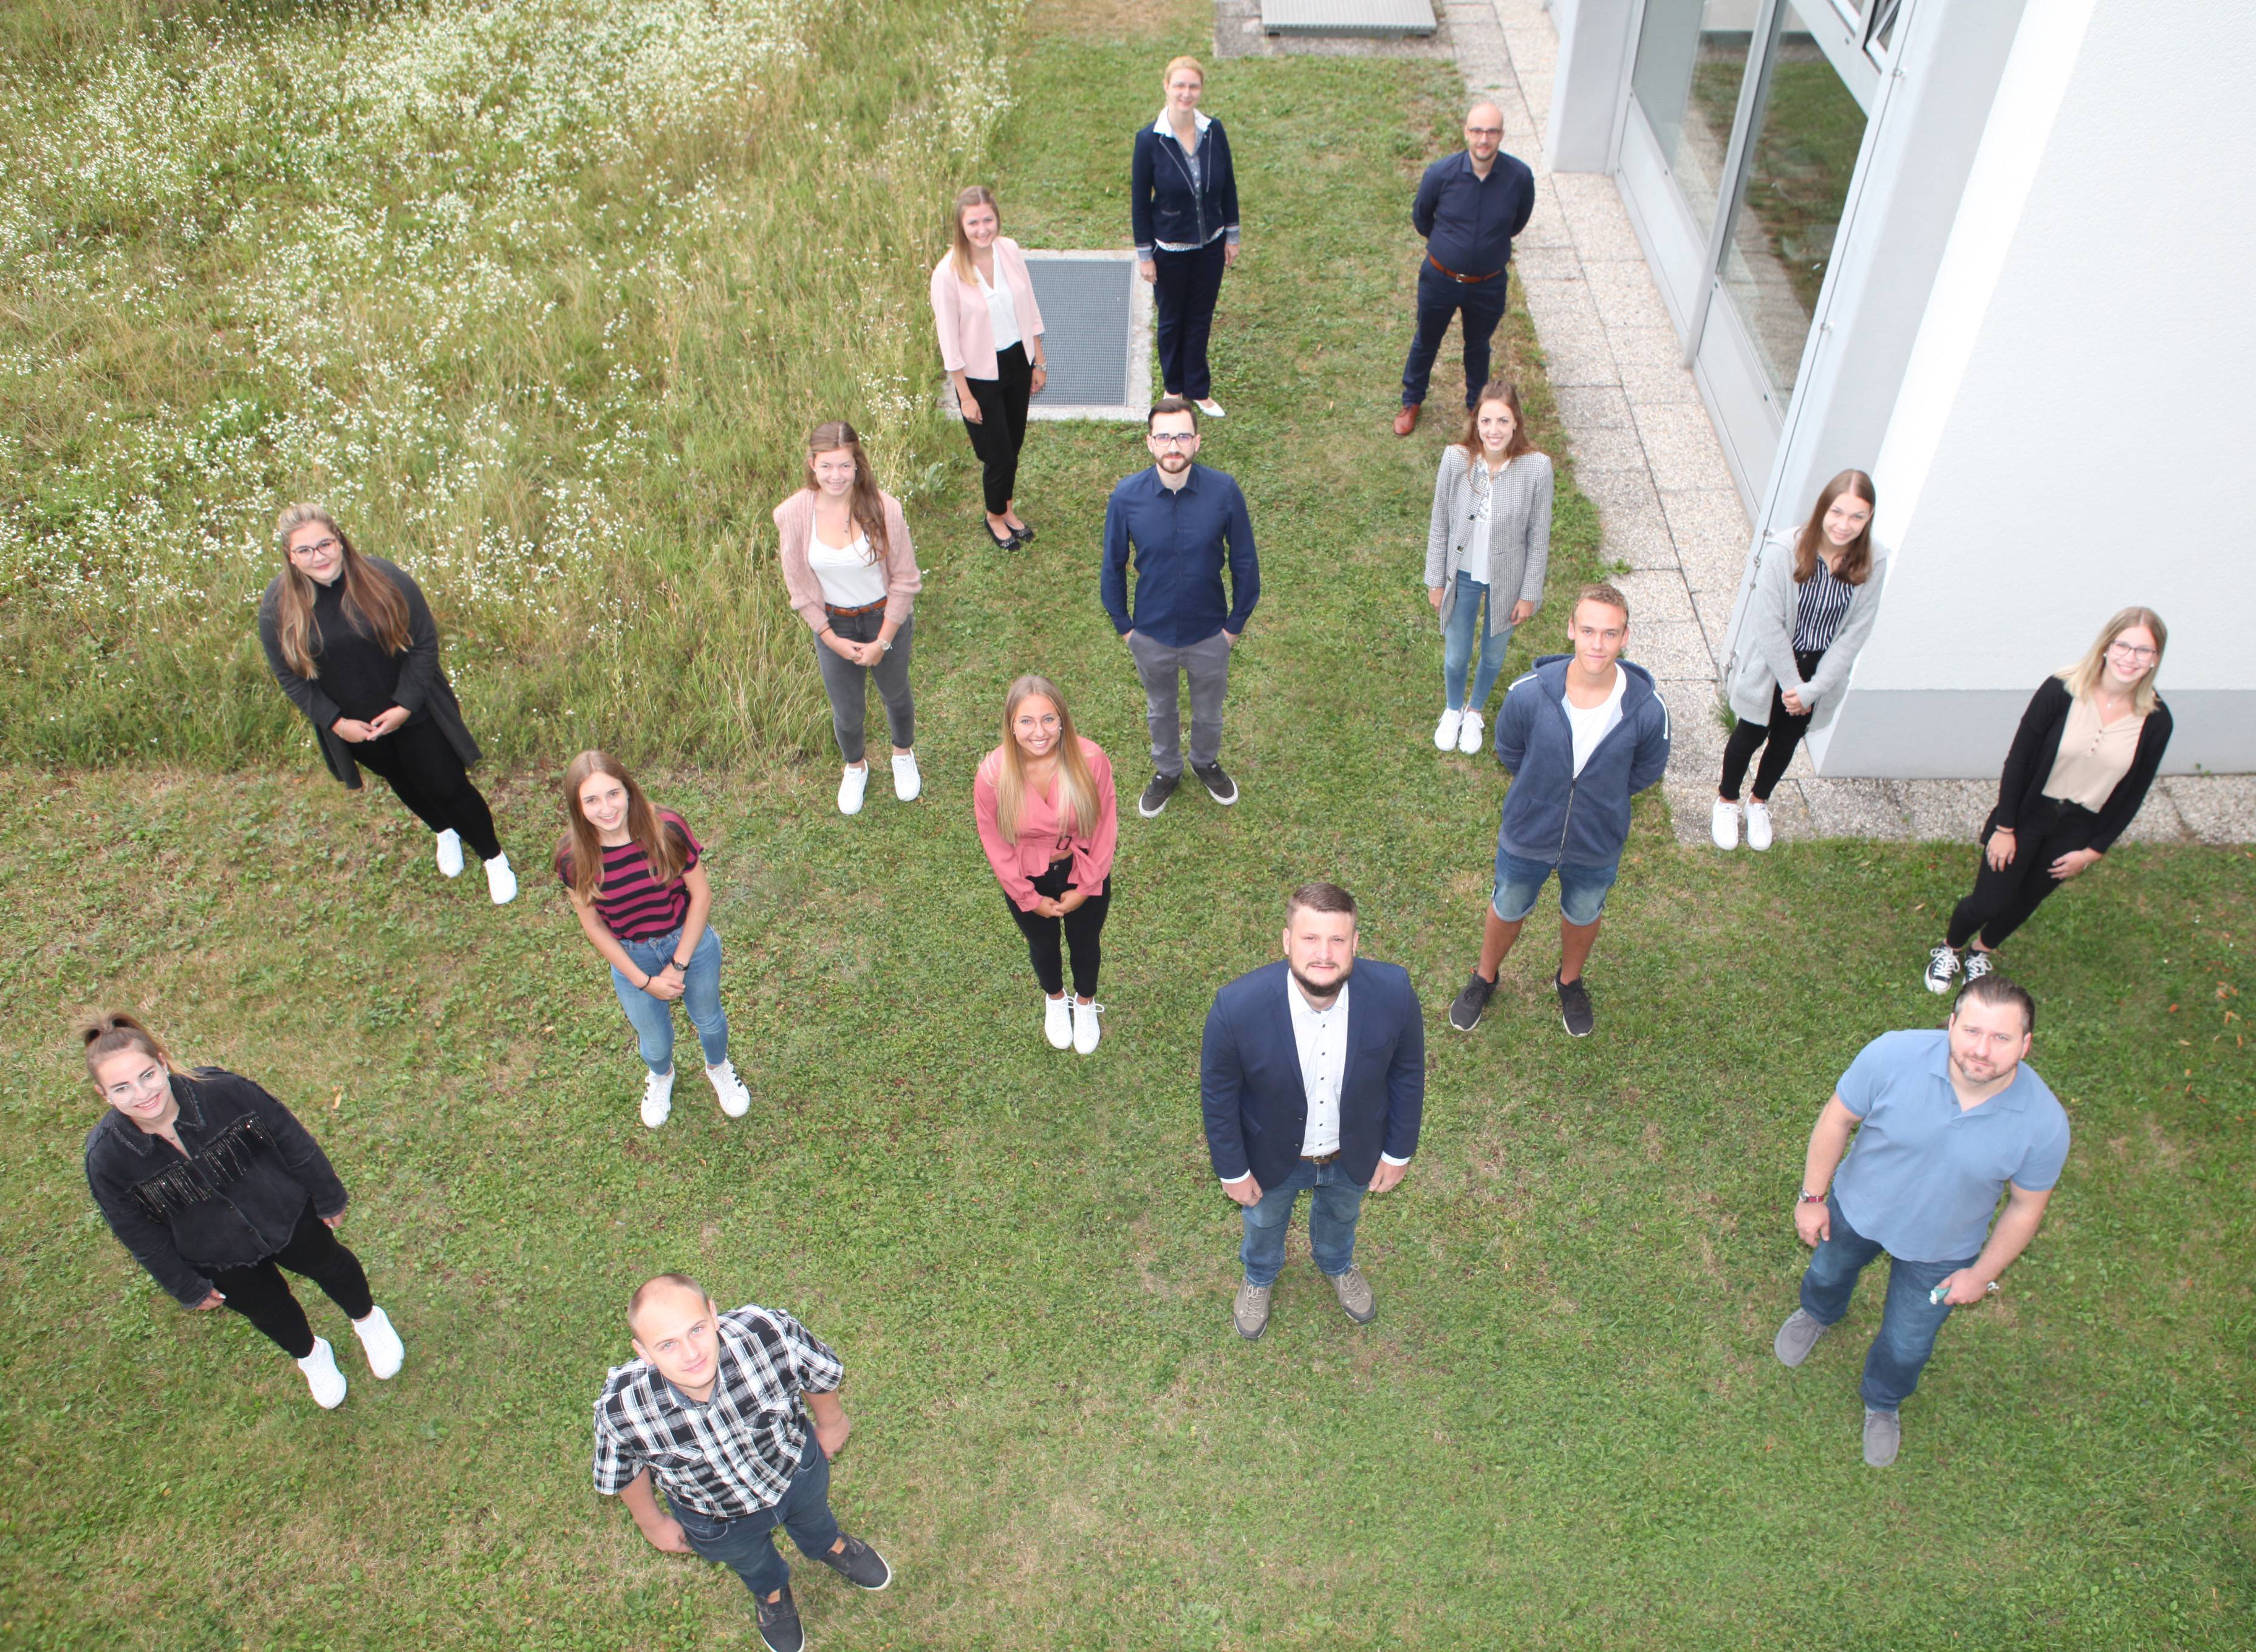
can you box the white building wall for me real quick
[1821,0,2256,776]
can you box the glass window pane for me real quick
[1716,0,1868,398]
[1629,0,1760,244]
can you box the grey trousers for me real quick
[815,613,914,765]
[1126,627,1231,777]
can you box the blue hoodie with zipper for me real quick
[1492,654,1672,869]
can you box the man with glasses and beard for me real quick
[1200,883,1424,1340]
[1101,397,1260,819]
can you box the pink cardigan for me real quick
[930,237,1045,380]
[772,488,922,635]
[973,738,1118,912]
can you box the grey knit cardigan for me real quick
[1724,531,1889,731]
[1423,445,1553,638]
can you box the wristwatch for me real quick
[1797,1187,1827,1206]
[878,638,893,653]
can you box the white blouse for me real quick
[806,528,888,609]
[976,265,1022,355]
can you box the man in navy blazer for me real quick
[1201,882,1424,1339]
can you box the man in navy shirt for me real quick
[1774,976,2071,1467]
[1101,397,1260,818]
[1396,101,1536,437]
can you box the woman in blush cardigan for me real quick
[932,185,1048,549]
[1132,55,1241,417]
[774,420,926,816]
[974,674,1119,1056]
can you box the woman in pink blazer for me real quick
[773,420,926,816]
[931,186,1048,548]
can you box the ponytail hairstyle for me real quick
[1454,380,1536,464]
[559,750,686,901]
[82,1011,186,1092]
[990,675,1099,845]
[1791,469,1876,587]
[948,184,999,287]
[271,502,412,679]
[802,420,890,565]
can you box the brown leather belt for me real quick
[1301,1150,1341,1165]
[824,599,884,618]
[1427,254,1503,285]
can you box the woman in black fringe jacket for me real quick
[81,1013,404,1410]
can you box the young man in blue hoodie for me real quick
[1449,583,1670,1037]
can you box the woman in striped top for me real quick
[1712,470,1889,850]
[557,752,750,1129]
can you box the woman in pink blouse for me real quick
[931,185,1047,549]
[973,674,1119,1054]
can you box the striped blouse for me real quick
[555,811,702,940]
[1791,554,1856,654]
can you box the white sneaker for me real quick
[1432,709,1463,751]
[351,1306,404,1379]
[1923,944,1962,995]
[706,1060,751,1118]
[1964,949,1995,983]
[484,853,518,904]
[1457,710,1485,755]
[297,1336,348,1409]
[434,829,465,878]
[1746,800,1774,852]
[838,763,869,815]
[1072,998,1104,1055]
[891,751,922,802]
[641,1067,675,1127]
[1196,397,1225,418]
[1711,799,1741,850]
[1043,994,1072,1050]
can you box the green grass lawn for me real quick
[1,2,2251,1649]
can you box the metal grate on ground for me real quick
[1260,0,1437,37]
[1014,251,1152,420]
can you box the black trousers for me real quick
[1154,239,1226,400]
[1005,859,1112,998]
[961,342,1033,516]
[208,1200,375,1360]
[351,717,502,861]
[1720,647,1826,802]
[1947,796,2100,950]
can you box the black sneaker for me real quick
[1138,771,1180,819]
[1556,972,1595,1037]
[756,1584,804,1652]
[1192,761,1239,805]
[1448,970,1496,1032]
[818,1532,893,1591]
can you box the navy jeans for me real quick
[1402,259,1509,409]
[669,1439,841,1602]
[1441,570,1516,713]
[1240,1158,1368,1288]
[610,924,728,1076]
[1799,1193,1977,1413]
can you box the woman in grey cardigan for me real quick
[1423,380,1553,754]
[1712,470,1885,850]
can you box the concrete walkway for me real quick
[1441,0,2255,846]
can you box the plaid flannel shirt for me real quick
[591,1303,844,1518]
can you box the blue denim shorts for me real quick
[1492,850,1620,925]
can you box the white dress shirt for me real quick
[1280,974,1412,1171]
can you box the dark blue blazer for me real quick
[1201,960,1424,1190]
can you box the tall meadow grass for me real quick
[0,0,1021,768]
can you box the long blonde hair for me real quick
[2060,606,2167,718]
[989,675,1099,845]
[948,185,999,286]
[270,502,411,680]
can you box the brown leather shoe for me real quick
[1393,404,1421,437]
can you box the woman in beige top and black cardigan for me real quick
[1924,606,2173,994]
[774,420,925,816]
[932,185,1047,549]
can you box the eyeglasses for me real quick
[1466,125,1503,137]
[1148,431,1198,446]
[2107,641,2158,662]
[288,536,340,560]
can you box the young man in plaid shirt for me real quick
[592,1274,891,1652]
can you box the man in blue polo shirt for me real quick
[1101,397,1260,820]
[1774,975,2071,1467]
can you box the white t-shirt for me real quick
[1565,665,1628,777]
[977,265,1021,354]
[807,528,887,609]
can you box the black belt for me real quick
[1427,254,1503,284]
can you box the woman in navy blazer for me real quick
[1200,884,1423,1339]
[1133,56,1241,416]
